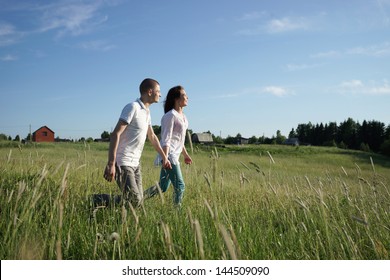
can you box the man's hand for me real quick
[104,163,116,182]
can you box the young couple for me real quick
[102,78,192,208]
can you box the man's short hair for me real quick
[139,78,159,94]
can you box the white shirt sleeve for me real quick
[119,103,136,124]
[160,113,175,148]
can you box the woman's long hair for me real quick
[164,85,184,113]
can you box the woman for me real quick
[144,85,192,207]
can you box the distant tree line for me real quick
[288,118,390,155]
[1,118,390,156]
[203,118,390,157]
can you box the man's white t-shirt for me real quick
[116,98,151,167]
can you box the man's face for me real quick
[151,85,161,103]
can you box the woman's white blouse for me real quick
[159,109,188,165]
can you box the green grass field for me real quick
[1,141,389,260]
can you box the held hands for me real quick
[162,157,172,169]
[104,163,115,182]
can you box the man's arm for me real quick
[147,125,172,169]
[104,119,127,182]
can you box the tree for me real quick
[25,133,32,141]
[366,120,385,152]
[385,125,390,139]
[0,133,8,141]
[224,135,235,144]
[323,122,337,144]
[296,122,313,144]
[249,135,258,144]
[380,139,390,157]
[152,125,161,137]
[338,118,358,149]
[275,130,286,144]
[213,135,224,144]
[101,131,110,140]
[258,135,265,144]
[288,128,297,138]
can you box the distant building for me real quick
[192,133,213,144]
[33,126,55,142]
[237,137,249,145]
[284,137,300,146]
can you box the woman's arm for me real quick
[147,125,172,169]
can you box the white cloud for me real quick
[369,84,390,95]
[340,80,364,89]
[266,17,308,33]
[286,63,322,71]
[338,79,390,95]
[262,86,290,97]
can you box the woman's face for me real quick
[178,89,188,107]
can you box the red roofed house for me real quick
[32,126,55,142]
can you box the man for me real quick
[103,78,171,208]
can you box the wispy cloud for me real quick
[310,50,341,59]
[0,54,18,61]
[337,79,390,96]
[0,1,120,55]
[37,2,108,37]
[312,42,390,58]
[265,17,309,33]
[0,22,15,36]
[79,40,116,51]
[210,93,241,99]
[262,86,291,97]
[346,42,390,57]
[236,26,263,36]
[236,11,266,21]
[285,63,323,71]
[0,22,21,46]
[237,15,310,36]
[210,85,292,99]
[377,0,390,25]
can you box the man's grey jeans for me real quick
[116,165,143,208]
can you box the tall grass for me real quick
[0,141,389,259]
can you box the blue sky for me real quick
[1,0,390,140]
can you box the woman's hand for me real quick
[184,155,192,165]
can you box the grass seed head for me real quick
[109,232,120,242]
